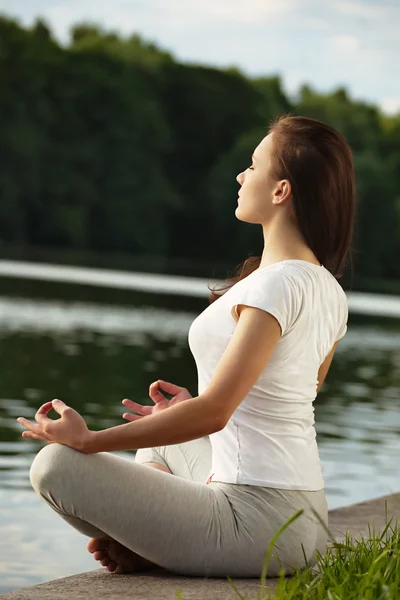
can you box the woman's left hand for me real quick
[17,399,92,453]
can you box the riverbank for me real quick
[0,259,400,317]
[1,246,400,297]
[1,491,399,600]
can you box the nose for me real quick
[236,172,244,186]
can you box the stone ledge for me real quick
[2,492,399,600]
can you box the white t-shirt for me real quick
[188,259,348,491]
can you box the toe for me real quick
[114,565,125,574]
[107,562,117,572]
[93,551,106,561]
[87,537,110,553]
[100,557,110,567]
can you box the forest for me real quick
[1,16,399,289]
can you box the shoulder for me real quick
[249,266,301,299]
[231,267,301,335]
[247,265,294,287]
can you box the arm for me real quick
[84,394,224,454]
[84,306,282,454]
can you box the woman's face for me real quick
[235,133,291,225]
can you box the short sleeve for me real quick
[230,271,300,336]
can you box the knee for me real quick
[29,443,74,495]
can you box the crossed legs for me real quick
[31,437,213,574]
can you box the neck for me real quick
[260,216,318,267]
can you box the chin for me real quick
[235,205,256,224]
[235,213,251,224]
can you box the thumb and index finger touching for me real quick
[35,399,69,424]
[153,380,182,394]
[149,379,184,404]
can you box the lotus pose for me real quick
[17,115,355,578]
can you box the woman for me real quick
[17,115,355,578]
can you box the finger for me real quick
[122,413,143,422]
[17,417,45,436]
[21,431,48,442]
[149,381,166,403]
[157,380,182,394]
[27,430,53,442]
[22,429,50,440]
[148,382,169,404]
[50,399,71,416]
[121,399,152,416]
[34,401,55,426]
[36,401,54,414]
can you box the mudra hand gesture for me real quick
[122,379,192,421]
[16,380,192,451]
[17,400,91,451]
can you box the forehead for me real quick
[254,133,273,159]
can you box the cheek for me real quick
[245,179,271,213]
[247,174,265,196]
[241,171,269,197]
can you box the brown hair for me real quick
[208,114,356,303]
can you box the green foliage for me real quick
[252,75,293,124]
[70,23,174,70]
[296,86,382,153]
[0,16,399,282]
[268,520,400,599]
[158,62,267,261]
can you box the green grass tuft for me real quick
[267,518,400,599]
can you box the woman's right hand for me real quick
[122,380,193,422]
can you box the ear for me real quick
[272,179,291,205]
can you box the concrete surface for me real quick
[2,491,399,600]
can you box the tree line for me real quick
[0,16,399,287]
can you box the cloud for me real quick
[185,0,295,25]
[0,0,399,114]
[337,1,380,19]
[19,0,299,42]
[0,0,305,42]
[380,97,400,116]
[331,34,363,53]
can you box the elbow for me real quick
[199,393,228,433]
[212,412,227,433]
[204,411,226,435]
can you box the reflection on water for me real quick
[0,293,399,592]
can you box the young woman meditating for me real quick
[17,115,355,578]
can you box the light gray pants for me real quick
[29,436,328,578]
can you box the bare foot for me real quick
[87,537,160,574]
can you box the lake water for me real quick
[0,268,399,593]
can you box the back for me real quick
[188,259,348,489]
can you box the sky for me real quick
[1,0,399,115]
